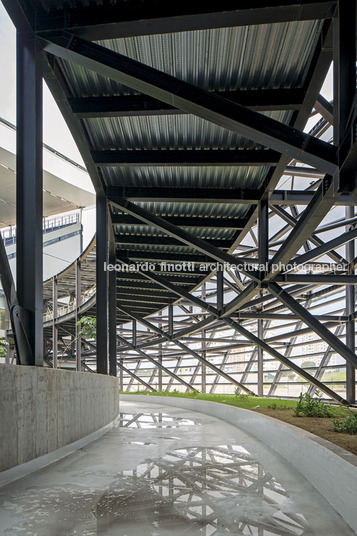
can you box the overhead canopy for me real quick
[0,146,95,227]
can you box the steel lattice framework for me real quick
[1,0,356,404]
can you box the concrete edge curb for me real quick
[0,411,121,489]
[121,394,357,533]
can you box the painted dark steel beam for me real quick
[274,274,357,285]
[315,94,334,125]
[265,175,339,282]
[93,149,280,167]
[68,89,305,118]
[96,195,108,374]
[117,305,256,395]
[223,315,347,403]
[107,186,354,206]
[115,235,232,249]
[116,333,196,391]
[120,258,346,402]
[287,217,357,265]
[269,282,357,372]
[270,204,347,265]
[1,0,34,34]
[41,33,338,174]
[117,360,156,391]
[108,186,262,204]
[111,198,260,281]
[42,54,105,195]
[16,32,43,366]
[35,1,337,40]
[112,214,245,229]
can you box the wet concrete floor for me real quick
[0,401,354,535]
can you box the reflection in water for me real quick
[2,445,314,536]
[118,412,197,428]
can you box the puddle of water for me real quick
[118,412,198,429]
[1,444,315,536]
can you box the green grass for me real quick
[120,389,297,410]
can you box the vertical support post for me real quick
[217,268,224,310]
[52,276,58,368]
[334,0,356,403]
[346,206,356,404]
[258,199,269,267]
[96,195,108,374]
[201,283,206,393]
[168,303,174,337]
[158,310,163,391]
[257,199,268,396]
[257,319,264,397]
[4,305,10,365]
[108,253,117,377]
[132,320,137,347]
[119,358,124,390]
[333,0,356,146]
[75,261,82,371]
[16,31,43,366]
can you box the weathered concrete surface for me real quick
[0,401,353,535]
[0,364,119,471]
[122,395,357,533]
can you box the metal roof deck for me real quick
[27,10,332,323]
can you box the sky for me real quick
[0,3,96,248]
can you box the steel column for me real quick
[108,253,117,376]
[96,195,108,374]
[52,276,58,368]
[75,260,82,371]
[346,206,356,403]
[257,318,264,396]
[16,31,43,366]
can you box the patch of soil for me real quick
[255,408,357,456]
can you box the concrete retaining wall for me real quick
[0,365,119,472]
[122,394,357,532]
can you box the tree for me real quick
[59,316,96,367]
[301,360,316,369]
[0,338,7,358]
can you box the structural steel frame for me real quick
[2,0,357,404]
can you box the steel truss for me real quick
[2,0,357,404]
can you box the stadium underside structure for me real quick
[1,0,357,403]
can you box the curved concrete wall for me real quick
[122,395,357,532]
[0,365,119,472]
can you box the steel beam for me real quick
[112,213,245,229]
[111,198,260,281]
[35,1,336,40]
[315,94,334,125]
[68,89,305,117]
[117,360,156,391]
[292,227,357,267]
[270,204,347,265]
[41,34,338,174]
[269,282,357,372]
[116,333,195,391]
[92,149,280,167]
[107,186,353,205]
[117,305,255,395]
[265,175,338,281]
[16,31,43,366]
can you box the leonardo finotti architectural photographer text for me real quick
[104,261,349,273]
